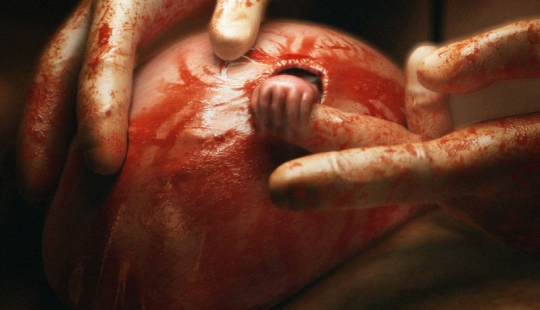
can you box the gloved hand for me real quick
[268,20,540,251]
[16,0,268,201]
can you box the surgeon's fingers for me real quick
[269,143,435,210]
[285,104,421,153]
[270,113,540,210]
[405,45,453,139]
[16,0,91,201]
[251,74,320,133]
[209,0,268,61]
[78,0,214,175]
[301,83,320,125]
[418,20,540,94]
[77,0,146,175]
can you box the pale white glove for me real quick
[269,20,540,251]
[17,0,268,200]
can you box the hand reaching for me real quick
[418,20,540,94]
[268,20,540,250]
[17,0,268,201]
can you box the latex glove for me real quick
[17,0,268,201]
[268,20,540,250]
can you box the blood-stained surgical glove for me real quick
[269,20,540,251]
[17,0,268,201]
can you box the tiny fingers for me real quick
[270,86,287,129]
[250,74,320,133]
[419,20,540,93]
[269,112,540,211]
[249,83,262,124]
[405,44,453,139]
[295,81,320,128]
[210,0,268,60]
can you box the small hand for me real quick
[250,73,321,135]
[209,0,268,61]
[418,19,540,94]
[268,20,540,250]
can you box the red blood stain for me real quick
[44,22,423,309]
[98,23,112,48]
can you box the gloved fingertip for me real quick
[209,0,264,61]
[210,30,256,61]
[268,163,320,211]
[82,145,126,176]
[77,120,128,176]
[269,183,310,211]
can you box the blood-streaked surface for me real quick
[418,20,540,94]
[43,21,424,309]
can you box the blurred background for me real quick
[1,0,539,308]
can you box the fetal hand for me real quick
[250,74,321,137]
[268,19,540,251]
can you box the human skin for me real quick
[253,51,540,305]
[16,0,269,202]
[42,21,425,309]
[250,70,322,133]
[41,18,535,308]
[4,3,538,309]
[269,19,540,252]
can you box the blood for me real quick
[121,25,419,306]
[44,22,423,309]
[98,23,112,48]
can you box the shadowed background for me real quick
[1,1,540,308]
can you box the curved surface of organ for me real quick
[43,21,426,309]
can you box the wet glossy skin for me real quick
[43,21,425,309]
[268,20,540,252]
[419,20,540,94]
[250,70,321,133]
[17,0,268,201]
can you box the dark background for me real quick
[2,0,539,309]
[0,1,432,308]
[0,0,442,310]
